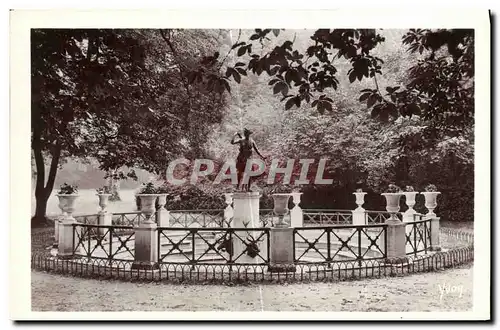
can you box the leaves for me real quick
[237,46,247,57]
[285,97,296,110]
[273,82,289,96]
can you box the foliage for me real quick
[31,28,229,222]
[156,184,169,194]
[205,28,473,222]
[386,184,402,193]
[425,184,438,192]
[57,183,78,195]
[137,182,157,194]
[95,186,111,194]
[212,28,473,129]
[269,183,293,193]
[405,186,415,192]
[33,28,473,224]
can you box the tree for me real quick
[202,29,474,220]
[201,28,473,129]
[31,29,228,225]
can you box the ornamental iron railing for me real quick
[112,212,145,226]
[293,224,387,264]
[302,209,353,226]
[405,217,432,256]
[157,227,270,265]
[74,214,99,225]
[365,211,403,224]
[32,225,473,283]
[168,209,226,228]
[72,223,135,262]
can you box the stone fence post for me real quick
[384,220,407,262]
[429,216,441,251]
[58,214,80,258]
[55,194,79,254]
[132,195,159,270]
[269,227,296,272]
[232,192,262,265]
[269,193,296,272]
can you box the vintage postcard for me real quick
[9,8,491,321]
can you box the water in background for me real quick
[31,189,138,216]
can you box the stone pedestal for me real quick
[54,196,67,247]
[290,193,303,228]
[98,211,112,237]
[268,227,296,272]
[55,194,79,248]
[403,210,417,223]
[352,211,365,226]
[232,192,261,264]
[156,209,170,227]
[232,192,260,227]
[53,218,62,248]
[224,193,234,227]
[57,218,80,258]
[429,216,441,251]
[384,219,407,263]
[131,222,159,270]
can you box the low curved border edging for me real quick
[31,227,474,284]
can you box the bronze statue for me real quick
[231,128,265,191]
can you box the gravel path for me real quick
[31,263,472,312]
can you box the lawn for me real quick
[31,263,472,312]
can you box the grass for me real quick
[31,262,472,312]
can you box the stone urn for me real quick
[381,193,403,222]
[157,194,168,211]
[353,192,367,211]
[290,192,302,208]
[136,194,158,223]
[56,194,79,221]
[402,192,419,222]
[57,196,67,217]
[96,193,112,214]
[289,192,303,228]
[422,192,441,218]
[272,193,292,228]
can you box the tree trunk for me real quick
[32,192,50,227]
[31,138,62,227]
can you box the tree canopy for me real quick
[31,28,229,223]
[31,28,474,224]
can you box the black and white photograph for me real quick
[8,8,491,321]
